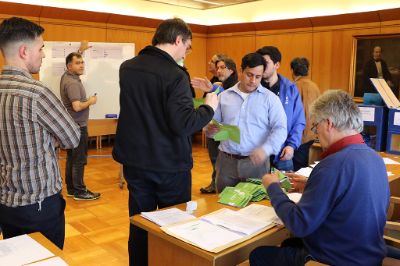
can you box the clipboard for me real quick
[370,78,400,109]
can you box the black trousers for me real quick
[293,140,314,171]
[124,166,191,266]
[206,137,220,185]
[0,193,66,249]
[250,238,313,266]
[66,126,88,193]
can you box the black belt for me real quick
[222,151,248,160]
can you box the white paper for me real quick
[359,107,375,122]
[141,207,196,227]
[28,256,68,266]
[164,220,242,251]
[387,171,394,176]
[309,161,320,168]
[382,157,400,165]
[394,112,400,126]
[287,193,302,203]
[0,235,54,266]
[238,204,282,225]
[201,208,269,235]
[52,62,66,76]
[295,167,313,178]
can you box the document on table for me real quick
[141,207,196,226]
[0,234,54,266]
[295,167,313,178]
[382,157,400,165]
[164,219,243,251]
[201,208,270,235]
[28,256,68,266]
[238,204,282,225]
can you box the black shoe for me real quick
[200,185,216,194]
[74,190,101,201]
[67,190,75,197]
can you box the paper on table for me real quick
[309,161,320,168]
[0,235,54,266]
[28,256,68,266]
[164,219,243,251]
[295,167,313,178]
[388,172,394,176]
[238,204,282,225]
[141,207,196,227]
[382,157,400,165]
[201,208,270,235]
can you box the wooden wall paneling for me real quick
[185,34,207,97]
[380,20,400,34]
[255,29,313,79]
[40,18,107,42]
[311,25,381,94]
[106,24,155,54]
[206,33,256,77]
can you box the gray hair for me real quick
[310,90,363,133]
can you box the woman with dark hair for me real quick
[191,55,238,194]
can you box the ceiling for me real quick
[145,0,261,10]
[1,0,400,25]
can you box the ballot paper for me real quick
[141,207,196,227]
[382,157,400,165]
[0,235,54,266]
[295,167,314,178]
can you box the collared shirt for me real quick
[60,71,89,127]
[0,66,80,207]
[320,133,364,159]
[213,82,287,156]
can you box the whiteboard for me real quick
[40,41,135,119]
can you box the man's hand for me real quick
[191,77,213,92]
[286,173,307,193]
[204,92,218,111]
[280,146,294,161]
[250,147,267,166]
[89,95,97,105]
[262,172,280,189]
[79,40,92,53]
[206,122,220,138]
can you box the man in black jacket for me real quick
[113,18,218,266]
[363,45,394,94]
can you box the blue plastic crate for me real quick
[358,105,387,151]
[388,108,400,132]
[386,130,400,155]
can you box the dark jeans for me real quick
[293,140,314,171]
[124,166,192,266]
[0,193,66,249]
[250,238,313,266]
[206,137,220,185]
[66,126,88,193]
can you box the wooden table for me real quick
[28,232,74,264]
[132,197,289,266]
[87,118,118,149]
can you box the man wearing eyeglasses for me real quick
[252,90,389,266]
[113,18,218,266]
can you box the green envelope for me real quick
[211,119,240,144]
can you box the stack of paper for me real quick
[211,119,240,144]
[141,207,196,227]
[235,182,267,201]
[161,206,275,253]
[218,187,252,207]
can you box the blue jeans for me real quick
[0,193,66,249]
[124,166,191,266]
[272,157,294,171]
[66,126,88,193]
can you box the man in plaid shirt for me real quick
[0,17,80,249]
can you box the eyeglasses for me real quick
[311,119,324,134]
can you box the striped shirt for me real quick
[0,66,80,207]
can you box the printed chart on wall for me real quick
[40,41,135,119]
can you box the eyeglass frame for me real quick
[311,119,325,134]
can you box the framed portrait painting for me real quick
[350,34,400,101]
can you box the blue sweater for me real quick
[277,74,305,150]
[268,144,390,266]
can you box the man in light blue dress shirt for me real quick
[210,53,287,192]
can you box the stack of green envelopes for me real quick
[218,182,268,207]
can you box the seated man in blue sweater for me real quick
[250,90,390,266]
